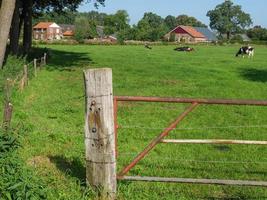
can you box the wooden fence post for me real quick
[2,79,13,131]
[34,58,37,77]
[44,53,47,65]
[83,68,116,199]
[20,65,28,90]
[2,102,13,131]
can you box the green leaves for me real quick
[74,16,98,42]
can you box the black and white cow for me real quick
[174,46,194,52]
[236,46,254,58]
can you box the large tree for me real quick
[104,10,130,35]
[136,12,168,41]
[0,0,16,68]
[74,16,97,42]
[207,0,252,39]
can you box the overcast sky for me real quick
[78,0,267,28]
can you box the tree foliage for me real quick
[247,26,267,41]
[164,15,177,30]
[136,12,168,41]
[176,15,207,27]
[207,0,252,39]
[103,10,130,35]
[74,16,97,42]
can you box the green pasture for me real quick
[7,44,267,199]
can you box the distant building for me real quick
[33,22,62,40]
[59,24,75,38]
[194,27,218,42]
[164,25,217,43]
[95,26,117,42]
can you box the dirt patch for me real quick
[27,155,52,168]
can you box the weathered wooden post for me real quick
[2,102,13,131]
[20,64,28,90]
[34,58,37,77]
[2,79,13,131]
[83,68,116,199]
[44,53,47,65]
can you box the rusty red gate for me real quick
[113,96,267,187]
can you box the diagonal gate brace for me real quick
[117,102,199,178]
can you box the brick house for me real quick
[164,25,207,43]
[33,22,62,40]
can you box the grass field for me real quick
[8,44,267,199]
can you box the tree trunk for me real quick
[22,0,32,54]
[10,0,22,55]
[0,0,16,69]
[227,31,230,40]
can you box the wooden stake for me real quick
[34,58,37,77]
[84,68,116,199]
[2,79,13,131]
[44,53,47,65]
[2,102,13,131]
[19,65,28,90]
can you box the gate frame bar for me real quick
[113,96,267,186]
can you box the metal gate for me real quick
[113,96,267,187]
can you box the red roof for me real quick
[171,26,206,38]
[63,30,74,36]
[33,22,53,29]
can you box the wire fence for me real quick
[1,52,47,130]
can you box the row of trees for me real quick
[37,1,256,43]
[247,26,267,41]
[0,0,105,68]
[38,10,208,42]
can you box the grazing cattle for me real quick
[174,46,194,52]
[145,43,152,50]
[236,46,254,58]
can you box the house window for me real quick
[56,29,59,33]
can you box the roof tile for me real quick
[33,22,54,29]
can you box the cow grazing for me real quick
[236,46,254,58]
[174,46,194,52]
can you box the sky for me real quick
[78,0,267,28]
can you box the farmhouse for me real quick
[164,25,217,43]
[33,22,62,40]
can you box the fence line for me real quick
[1,52,48,130]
